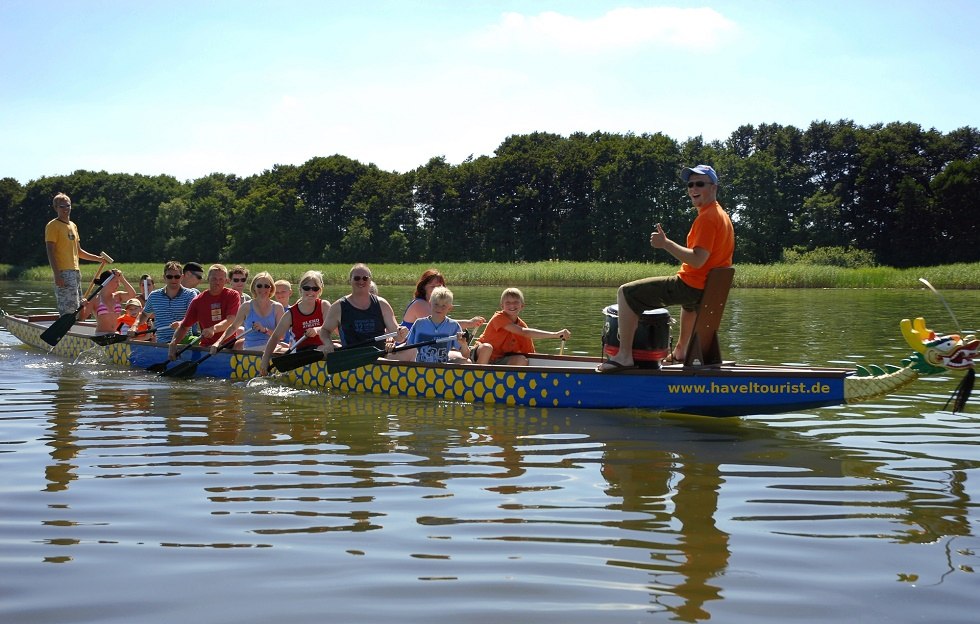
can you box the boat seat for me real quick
[683,266,735,367]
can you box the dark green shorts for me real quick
[621,274,703,313]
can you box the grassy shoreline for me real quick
[4,261,979,289]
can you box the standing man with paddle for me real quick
[44,192,111,316]
[167,264,240,360]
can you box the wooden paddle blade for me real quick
[40,312,78,346]
[272,349,324,372]
[326,346,385,374]
[159,360,198,378]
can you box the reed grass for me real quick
[6,261,980,289]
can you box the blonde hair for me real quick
[500,287,524,305]
[208,264,229,277]
[299,270,323,289]
[53,192,71,208]
[430,286,453,306]
[250,271,275,295]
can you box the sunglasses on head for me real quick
[302,285,321,292]
[165,274,181,280]
[687,181,710,188]
[352,275,371,282]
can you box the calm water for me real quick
[1,280,978,623]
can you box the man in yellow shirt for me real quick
[44,193,106,315]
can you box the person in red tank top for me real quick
[259,270,332,376]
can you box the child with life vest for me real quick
[116,298,152,340]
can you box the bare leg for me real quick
[475,343,493,364]
[674,308,695,360]
[607,285,637,366]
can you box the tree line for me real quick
[2,119,978,270]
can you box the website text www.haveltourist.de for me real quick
[667,381,833,395]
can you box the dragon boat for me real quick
[2,311,975,418]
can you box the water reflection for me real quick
[3,280,979,622]
[29,371,978,620]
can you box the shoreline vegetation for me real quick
[4,262,980,289]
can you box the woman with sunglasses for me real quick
[214,271,285,352]
[596,164,734,372]
[259,270,332,375]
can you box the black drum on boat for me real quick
[601,305,671,367]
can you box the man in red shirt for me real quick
[597,164,735,372]
[168,264,241,358]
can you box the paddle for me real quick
[326,335,456,374]
[41,272,116,346]
[81,251,114,300]
[160,329,253,378]
[268,334,310,372]
[89,327,155,346]
[271,331,398,373]
[147,335,201,373]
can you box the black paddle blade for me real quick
[160,360,198,378]
[326,346,385,374]
[948,368,975,414]
[272,349,324,373]
[147,360,171,373]
[89,333,128,346]
[40,312,78,346]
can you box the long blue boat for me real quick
[3,311,975,417]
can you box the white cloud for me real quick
[474,7,738,54]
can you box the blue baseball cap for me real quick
[680,164,719,184]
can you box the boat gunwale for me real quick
[4,312,853,380]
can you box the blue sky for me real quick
[2,0,977,183]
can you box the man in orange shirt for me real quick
[597,164,734,372]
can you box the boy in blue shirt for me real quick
[403,286,471,363]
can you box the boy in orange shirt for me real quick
[472,288,570,366]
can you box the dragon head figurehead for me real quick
[901,317,979,374]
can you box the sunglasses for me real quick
[352,275,371,282]
[188,272,203,279]
[302,285,321,292]
[687,181,710,188]
[255,283,272,289]
[231,277,247,283]
[165,274,181,280]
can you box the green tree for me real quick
[0,178,26,265]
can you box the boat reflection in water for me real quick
[35,369,976,618]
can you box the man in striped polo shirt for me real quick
[137,260,198,343]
